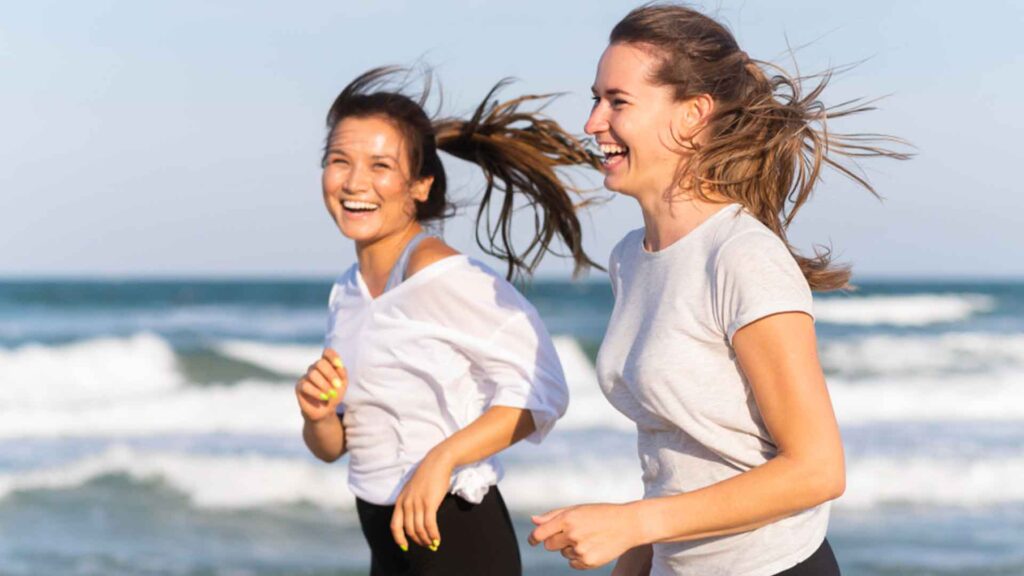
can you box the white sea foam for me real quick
[813,294,995,326]
[0,380,301,439]
[829,371,1024,423]
[0,333,184,408]
[213,340,322,376]
[2,444,1021,511]
[4,333,1022,439]
[0,444,352,509]
[821,333,1024,377]
[843,455,1024,508]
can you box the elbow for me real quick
[808,458,846,504]
[786,452,845,506]
[316,446,346,464]
[819,469,845,502]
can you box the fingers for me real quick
[543,532,573,552]
[312,358,344,397]
[569,558,590,570]
[413,502,431,550]
[531,506,567,525]
[528,512,566,546]
[391,495,441,552]
[390,506,409,553]
[424,502,441,552]
[403,499,420,547]
[321,349,348,392]
[306,370,334,402]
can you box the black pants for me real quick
[774,539,840,576]
[355,486,521,576]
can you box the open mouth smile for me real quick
[342,200,380,213]
[598,142,629,169]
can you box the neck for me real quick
[355,222,423,295]
[635,186,732,252]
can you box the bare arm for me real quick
[430,405,536,469]
[530,312,844,568]
[636,311,844,542]
[390,406,536,551]
[302,411,346,462]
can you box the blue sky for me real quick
[2,0,1022,279]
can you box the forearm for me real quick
[302,413,346,462]
[635,451,844,544]
[428,405,536,468]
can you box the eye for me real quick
[329,157,349,166]
[373,162,393,170]
[611,98,628,108]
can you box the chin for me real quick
[603,175,637,197]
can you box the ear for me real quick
[675,94,715,139]
[410,176,434,203]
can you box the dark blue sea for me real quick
[1,279,1022,575]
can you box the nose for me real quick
[343,163,371,195]
[584,101,608,136]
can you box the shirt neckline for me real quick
[637,203,741,259]
[355,254,469,303]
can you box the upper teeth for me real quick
[599,144,627,155]
[343,200,379,210]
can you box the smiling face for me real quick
[585,43,698,200]
[321,116,432,248]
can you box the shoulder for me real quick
[712,211,794,271]
[407,236,461,278]
[609,228,644,268]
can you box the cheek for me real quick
[322,168,342,196]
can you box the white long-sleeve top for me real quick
[324,254,569,505]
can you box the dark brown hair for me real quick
[323,67,603,280]
[611,4,911,290]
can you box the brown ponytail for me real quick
[325,67,602,281]
[611,4,912,290]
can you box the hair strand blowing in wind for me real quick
[325,67,604,282]
[612,4,913,290]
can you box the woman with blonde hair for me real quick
[295,67,600,575]
[529,4,907,575]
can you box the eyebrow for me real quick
[323,149,399,162]
[591,86,633,97]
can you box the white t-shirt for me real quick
[595,204,829,576]
[324,254,568,506]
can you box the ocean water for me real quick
[1,278,1023,576]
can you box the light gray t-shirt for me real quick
[595,204,829,576]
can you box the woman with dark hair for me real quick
[529,4,908,576]
[294,67,600,576]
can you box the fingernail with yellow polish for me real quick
[319,392,329,401]
[332,378,342,389]
[332,358,344,369]
[328,389,338,398]
[400,543,408,552]
[430,539,440,551]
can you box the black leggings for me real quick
[774,539,840,576]
[355,486,521,576]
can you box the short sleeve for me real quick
[475,309,569,443]
[713,231,814,344]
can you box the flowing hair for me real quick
[611,4,912,290]
[324,67,603,280]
